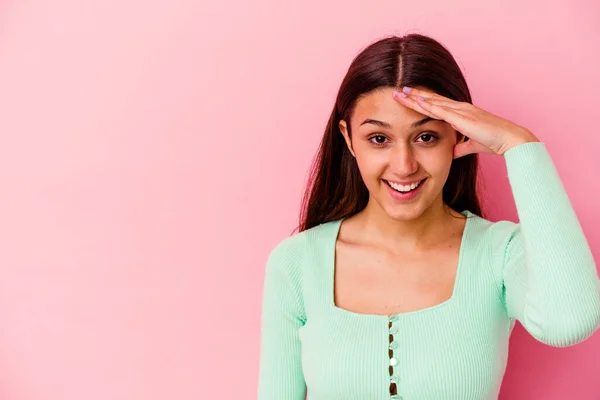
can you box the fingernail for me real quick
[402,86,412,93]
[393,90,400,98]
[418,96,424,101]
[401,92,407,98]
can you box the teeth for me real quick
[387,179,423,193]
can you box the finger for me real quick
[401,86,468,109]
[453,139,494,159]
[414,95,467,111]
[394,93,470,132]
[393,91,440,120]
[413,96,466,126]
[453,141,474,159]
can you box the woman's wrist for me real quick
[501,130,540,155]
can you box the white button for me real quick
[389,357,397,366]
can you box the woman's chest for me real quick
[298,308,511,400]
[333,241,461,315]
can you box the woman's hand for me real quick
[392,86,539,159]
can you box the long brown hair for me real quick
[295,34,484,234]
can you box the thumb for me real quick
[453,138,495,158]
[453,141,473,159]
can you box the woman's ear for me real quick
[456,131,469,143]
[338,120,356,158]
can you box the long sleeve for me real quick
[257,235,307,399]
[501,141,600,347]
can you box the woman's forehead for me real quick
[352,88,442,130]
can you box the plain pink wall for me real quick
[0,0,598,399]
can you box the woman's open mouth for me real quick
[383,178,427,201]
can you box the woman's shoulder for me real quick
[266,219,339,266]
[464,210,521,250]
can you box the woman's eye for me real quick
[368,135,388,146]
[368,133,438,146]
[417,133,438,143]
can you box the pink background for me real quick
[0,0,599,399]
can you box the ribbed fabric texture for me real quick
[257,142,600,400]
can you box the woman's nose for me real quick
[389,144,418,175]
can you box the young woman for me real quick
[257,34,600,400]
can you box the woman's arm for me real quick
[501,142,600,347]
[257,236,307,399]
[390,86,600,347]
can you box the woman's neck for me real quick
[350,201,463,255]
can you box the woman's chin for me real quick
[383,204,426,222]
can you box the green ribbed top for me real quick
[257,142,600,400]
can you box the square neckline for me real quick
[328,209,474,320]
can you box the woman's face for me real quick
[339,86,459,221]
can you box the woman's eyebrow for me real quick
[359,117,434,129]
[410,117,435,128]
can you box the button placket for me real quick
[387,314,402,399]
